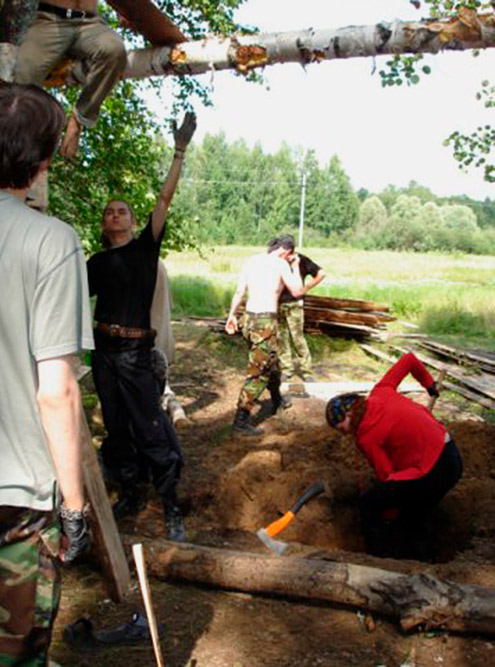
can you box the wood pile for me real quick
[178,295,397,341]
[303,295,396,340]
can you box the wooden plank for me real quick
[80,412,131,603]
[419,340,495,374]
[107,0,186,46]
[304,307,380,327]
[304,379,424,400]
[304,295,390,313]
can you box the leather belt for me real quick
[38,3,97,19]
[96,322,156,340]
[245,311,277,318]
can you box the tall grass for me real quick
[166,246,495,343]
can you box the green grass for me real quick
[166,246,495,346]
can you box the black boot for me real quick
[232,408,264,436]
[270,389,292,415]
[164,503,186,542]
[112,491,146,519]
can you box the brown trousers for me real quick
[15,11,127,127]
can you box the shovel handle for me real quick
[427,369,446,413]
[290,480,325,515]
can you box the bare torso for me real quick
[46,0,98,13]
[243,254,289,313]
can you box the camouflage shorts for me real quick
[0,506,61,666]
[238,313,280,411]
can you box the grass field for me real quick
[165,246,495,346]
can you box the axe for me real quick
[257,480,326,556]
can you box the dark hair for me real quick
[100,199,136,249]
[267,233,295,253]
[0,83,65,189]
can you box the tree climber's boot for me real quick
[232,408,264,437]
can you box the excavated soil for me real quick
[53,324,495,666]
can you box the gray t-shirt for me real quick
[0,190,94,511]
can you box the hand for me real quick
[427,381,440,398]
[225,314,238,335]
[60,505,90,565]
[173,112,197,153]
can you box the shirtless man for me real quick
[225,236,304,436]
[14,1,127,158]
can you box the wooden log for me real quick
[147,540,495,635]
[80,413,132,602]
[304,295,390,313]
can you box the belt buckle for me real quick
[108,324,120,337]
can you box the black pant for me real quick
[92,345,183,504]
[358,438,463,558]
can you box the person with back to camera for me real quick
[87,112,196,541]
[0,82,93,665]
[325,352,463,560]
[225,236,304,436]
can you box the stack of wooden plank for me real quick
[303,295,396,340]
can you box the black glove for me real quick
[60,505,90,564]
[427,381,440,398]
[173,111,197,154]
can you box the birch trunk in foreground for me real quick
[125,8,495,80]
[147,540,495,635]
[0,0,37,82]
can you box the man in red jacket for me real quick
[326,353,463,560]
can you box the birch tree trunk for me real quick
[124,8,495,81]
[0,0,37,81]
[147,540,495,635]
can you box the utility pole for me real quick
[298,169,307,249]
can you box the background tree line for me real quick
[50,98,495,255]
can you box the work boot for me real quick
[112,492,146,520]
[270,392,292,415]
[164,503,186,542]
[232,408,264,437]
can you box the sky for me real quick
[154,0,495,201]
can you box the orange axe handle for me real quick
[263,481,326,538]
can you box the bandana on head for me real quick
[325,393,360,428]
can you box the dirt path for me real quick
[53,324,495,666]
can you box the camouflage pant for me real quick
[0,506,61,666]
[238,313,280,412]
[278,301,312,377]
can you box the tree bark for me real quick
[0,0,37,81]
[147,540,495,635]
[123,9,495,81]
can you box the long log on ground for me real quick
[146,540,495,635]
[304,295,390,313]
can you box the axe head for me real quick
[256,528,288,556]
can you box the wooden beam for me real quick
[80,411,131,603]
[147,540,495,635]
